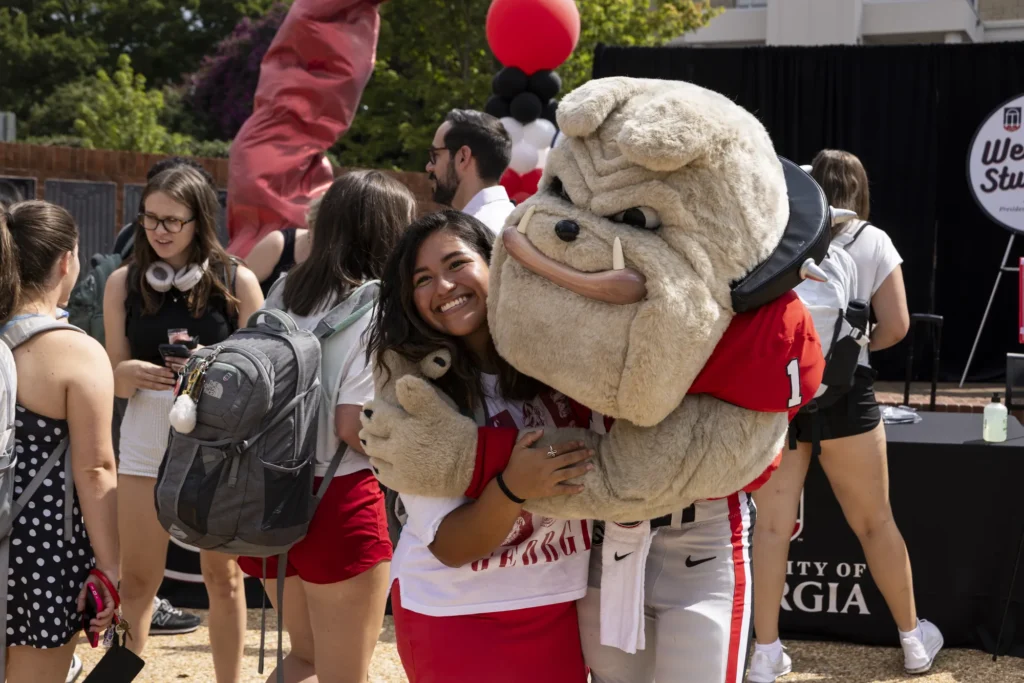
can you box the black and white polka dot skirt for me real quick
[6,406,95,649]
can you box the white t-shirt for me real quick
[464,186,515,234]
[269,298,375,478]
[831,221,903,366]
[390,374,592,617]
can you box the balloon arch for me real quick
[483,0,581,203]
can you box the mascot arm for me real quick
[466,292,823,502]
[690,291,824,417]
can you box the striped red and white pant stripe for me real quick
[578,492,756,683]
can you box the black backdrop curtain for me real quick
[593,43,1024,383]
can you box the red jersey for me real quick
[465,291,824,499]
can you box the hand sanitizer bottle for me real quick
[983,393,1008,443]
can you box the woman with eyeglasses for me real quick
[102,166,264,681]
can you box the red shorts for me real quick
[391,580,588,683]
[238,470,392,584]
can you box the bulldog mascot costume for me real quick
[361,77,843,682]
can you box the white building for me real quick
[677,0,1024,47]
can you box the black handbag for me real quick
[82,625,145,682]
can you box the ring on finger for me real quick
[547,446,557,458]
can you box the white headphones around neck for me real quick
[146,260,208,293]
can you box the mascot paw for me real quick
[360,376,478,497]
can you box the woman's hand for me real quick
[77,570,119,635]
[116,359,177,392]
[500,431,593,501]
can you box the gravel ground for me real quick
[74,611,1023,682]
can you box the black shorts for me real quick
[790,365,881,446]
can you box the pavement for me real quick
[73,610,1024,683]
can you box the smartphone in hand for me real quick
[81,582,103,648]
[158,343,191,360]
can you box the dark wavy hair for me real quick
[364,209,544,412]
[282,170,416,317]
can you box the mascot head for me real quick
[488,77,791,426]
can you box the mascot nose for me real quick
[555,220,580,242]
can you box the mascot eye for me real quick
[612,207,661,230]
[548,177,572,203]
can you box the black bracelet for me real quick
[496,473,525,504]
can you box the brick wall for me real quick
[979,0,1024,21]
[0,142,437,243]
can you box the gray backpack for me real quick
[154,283,378,682]
[0,316,80,674]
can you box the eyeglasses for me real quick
[428,146,449,165]
[138,212,194,233]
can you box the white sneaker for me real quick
[66,654,83,683]
[746,646,792,682]
[902,619,944,674]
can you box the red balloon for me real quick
[486,0,580,75]
[501,167,544,203]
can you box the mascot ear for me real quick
[557,77,646,138]
[372,348,453,404]
[617,90,727,172]
[557,78,732,173]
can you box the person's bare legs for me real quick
[6,641,77,683]
[263,577,318,683]
[751,442,812,644]
[200,551,247,683]
[819,422,917,632]
[304,561,390,683]
[116,474,169,656]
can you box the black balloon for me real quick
[510,92,543,123]
[528,70,561,101]
[485,95,511,119]
[543,98,559,124]
[493,67,528,98]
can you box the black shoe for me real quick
[150,597,202,635]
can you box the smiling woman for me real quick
[362,209,595,683]
[367,210,543,413]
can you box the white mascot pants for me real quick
[578,492,755,683]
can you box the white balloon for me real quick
[500,117,525,144]
[535,147,549,170]
[509,141,539,175]
[524,119,557,150]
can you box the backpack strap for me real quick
[842,221,872,250]
[313,280,380,341]
[0,438,70,542]
[0,314,84,350]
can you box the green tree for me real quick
[74,54,177,153]
[0,1,280,133]
[333,0,718,171]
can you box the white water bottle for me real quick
[983,393,1008,443]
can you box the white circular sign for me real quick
[968,94,1024,235]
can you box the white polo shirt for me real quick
[464,186,515,234]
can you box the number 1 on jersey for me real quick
[786,358,801,408]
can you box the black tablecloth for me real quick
[780,412,1024,656]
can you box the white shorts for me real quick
[579,492,756,683]
[118,389,174,479]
